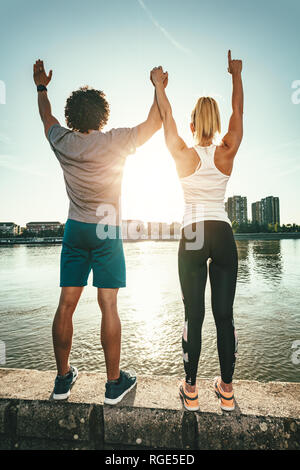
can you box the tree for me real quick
[231,220,239,233]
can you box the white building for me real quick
[0,222,20,236]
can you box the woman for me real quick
[151,50,243,412]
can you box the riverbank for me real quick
[234,232,300,240]
[0,232,300,246]
[0,368,299,450]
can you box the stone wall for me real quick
[0,368,299,450]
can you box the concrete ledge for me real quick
[0,368,299,450]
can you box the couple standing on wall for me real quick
[33,49,243,412]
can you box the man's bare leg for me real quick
[98,288,121,381]
[52,286,84,376]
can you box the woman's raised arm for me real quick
[151,67,188,163]
[222,50,244,157]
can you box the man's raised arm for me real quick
[134,70,168,148]
[33,59,59,138]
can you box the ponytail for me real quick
[191,97,221,145]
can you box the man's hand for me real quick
[33,59,53,87]
[34,59,59,137]
[150,66,168,88]
[227,50,242,75]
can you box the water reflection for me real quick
[252,240,282,284]
[236,241,251,283]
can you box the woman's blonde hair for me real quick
[191,97,221,145]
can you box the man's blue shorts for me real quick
[60,219,126,288]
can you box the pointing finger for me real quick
[228,50,232,65]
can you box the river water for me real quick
[0,239,299,382]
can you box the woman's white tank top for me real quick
[180,144,231,228]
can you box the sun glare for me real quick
[122,135,184,223]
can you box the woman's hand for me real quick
[150,66,168,88]
[227,50,242,75]
[33,59,53,86]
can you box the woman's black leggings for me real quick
[178,220,238,386]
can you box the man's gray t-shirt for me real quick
[47,124,137,225]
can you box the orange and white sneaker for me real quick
[179,380,200,411]
[214,376,235,411]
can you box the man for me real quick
[33,59,167,403]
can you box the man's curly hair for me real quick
[65,86,110,133]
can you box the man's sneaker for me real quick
[179,380,200,411]
[104,370,137,405]
[53,365,78,400]
[214,376,235,411]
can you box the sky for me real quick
[0,0,299,226]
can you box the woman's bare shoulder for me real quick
[214,143,234,176]
[176,146,201,178]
